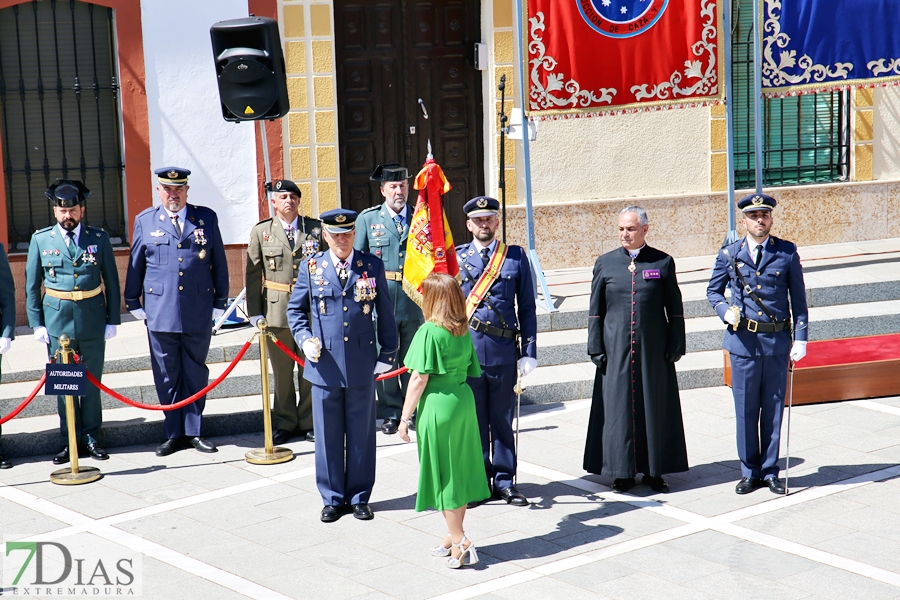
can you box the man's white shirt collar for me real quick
[628,244,646,259]
[278,216,299,231]
[164,206,187,221]
[746,236,769,257]
[471,238,497,254]
[383,202,405,220]
[330,249,354,266]
[57,223,82,245]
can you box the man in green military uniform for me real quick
[25,180,121,464]
[0,241,15,468]
[354,164,423,434]
[246,179,324,444]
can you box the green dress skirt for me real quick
[404,321,491,511]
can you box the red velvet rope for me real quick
[0,374,48,425]
[85,340,253,411]
[269,336,408,381]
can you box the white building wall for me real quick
[875,87,900,181]
[140,0,258,244]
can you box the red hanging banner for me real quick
[525,0,723,118]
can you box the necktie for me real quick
[66,231,76,258]
[172,215,182,238]
[286,225,295,249]
[337,260,349,283]
[480,247,491,267]
[755,246,762,267]
[393,215,404,235]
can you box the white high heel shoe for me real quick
[446,536,479,569]
[432,533,451,557]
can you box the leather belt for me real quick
[469,317,518,340]
[44,286,102,302]
[739,318,790,333]
[384,271,403,282]
[264,280,294,293]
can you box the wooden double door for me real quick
[334,0,484,243]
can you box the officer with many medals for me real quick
[25,180,121,464]
[246,179,324,445]
[456,196,537,507]
[287,208,399,523]
[354,164,424,435]
[707,193,809,495]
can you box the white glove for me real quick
[104,325,118,341]
[212,308,226,321]
[302,339,320,362]
[518,357,538,377]
[374,361,392,375]
[723,308,738,326]
[0,337,10,354]
[33,326,50,344]
[130,308,147,320]
[789,341,807,363]
[249,315,264,327]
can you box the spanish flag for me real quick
[402,157,460,306]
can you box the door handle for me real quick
[418,98,429,119]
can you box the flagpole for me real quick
[723,0,739,244]
[513,0,556,313]
[753,0,764,194]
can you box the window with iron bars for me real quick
[731,0,851,189]
[0,0,126,251]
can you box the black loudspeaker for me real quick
[210,16,289,122]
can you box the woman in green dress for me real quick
[398,272,490,569]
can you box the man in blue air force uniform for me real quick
[707,193,808,495]
[287,208,399,523]
[124,167,229,457]
[456,197,537,507]
[25,180,120,464]
[0,241,14,468]
[353,163,424,435]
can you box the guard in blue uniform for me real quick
[124,167,230,457]
[25,180,120,464]
[456,197,537,507]
[0,241,16,469]
[287,208,399,522]
[707,193,808,495]
[354,164,424,434]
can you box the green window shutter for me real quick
[731,0,849,190]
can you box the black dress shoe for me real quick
[305,430,315,442]
[381,418,399,435]
[189,437,217,453]
[52,445,89,465]
[320,505,341,523]
[766,477,786,495]
[155,439,183,457]
[611,478,636,493]
[642,475,669,493]
[86,442,109,460]
[352,503,374,520]
[735,477,763,495]
[495,487,529,506]
[0,455,11,469]
[272,429,294,445]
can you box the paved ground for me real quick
[3,386,900,599]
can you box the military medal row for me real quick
[308,257,378,316]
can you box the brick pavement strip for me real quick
[2,393,900,598]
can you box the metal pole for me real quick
[50,335,101,485]
[752,0,764,194]
[723,0,740,245]
[513,373,524,487]
[246,319,293,465]
[512,0,556,313]
[499,75,508,244]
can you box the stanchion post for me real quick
[246,319,294,465]
[50,335,101,485]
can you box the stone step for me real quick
[535,299,900,367]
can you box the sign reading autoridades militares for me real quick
[45,364,87,396]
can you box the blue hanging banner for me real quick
[761,0,900,95]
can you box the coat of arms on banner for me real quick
[525,0,723,118]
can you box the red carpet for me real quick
[799,333,900,369]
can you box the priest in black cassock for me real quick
[584,206,688,493]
